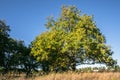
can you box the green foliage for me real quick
[10,40,39,75]
[31,6,116,72]
[0,20,10,67]
[0,20,39,76]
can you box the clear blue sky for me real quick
[0,0,120,66]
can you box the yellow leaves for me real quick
[36,57,40,61]
[0,29,2,32]
[41,53,49,61]
[30,6,115,70]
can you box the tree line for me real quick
[0,20,40,76]
[76,65,120,72]
[0,6,118,76]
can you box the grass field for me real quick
[35,72,120,80]
[0,72,120,80]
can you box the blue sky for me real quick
[0,0,120,66]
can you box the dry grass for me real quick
[35,72,120,80]
[0,72,120,80]
[0,73,34,80]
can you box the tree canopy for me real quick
[31,6,116,72]
[0,20,39,76]
[0,20,10,67]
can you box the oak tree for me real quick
[31,6,116,72]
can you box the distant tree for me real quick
[19,44,40,76]
[31,6,116,72]
[0,20,39,76]
[0,20,10,69]
[10,40,40,76]
[107,65,120,72]
[114,65,120,72]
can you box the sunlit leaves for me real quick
[31,6,116,72]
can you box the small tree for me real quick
[31,6,116,72]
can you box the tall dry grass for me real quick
[35,72,120,80]
[0,72,120,80]
[0,73,34,80]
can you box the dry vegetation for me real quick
[35,72,120,80]
[0,73,34,80]
[0,72,120,80]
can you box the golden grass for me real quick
[0,73,34,80]
[35,72,120,80]
[0,72,120,80]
